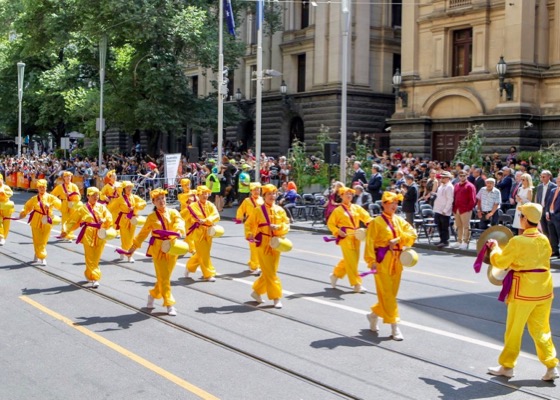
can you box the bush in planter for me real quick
[517,144,560,183]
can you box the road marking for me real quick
[19,295,220,400]
[231,278,538,361]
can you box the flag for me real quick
[256,0,264,31]
[224,0,236,37]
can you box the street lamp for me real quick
[98,35,107,168]
[496,56,513,101]
[279,80,293,109]
[17,61,25,158]
[392,69,408,108]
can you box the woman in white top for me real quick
[512,173,533,234]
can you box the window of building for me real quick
[452,28,472,77]
[227,70,234,101]
[393,53,401,75]
[301,0,310,29]
[392,0,402,27]
[191,75,198,97]
[250,65,257,99]
[250,14,257,45]
[297,54,306,93]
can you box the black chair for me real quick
[498,213,513,228]
[369,203,381,216]
[420,208,438,245]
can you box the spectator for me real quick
[432,171,454,248]
[512,173,534,234]
[472,168,485,194]
[237,164,252,204]
[548,173,560,258]
[324,181,344,222]
[400,174,418,226]
[352,185,372,211]
[452,170,477,249]
[506,146,517,164]
[367,164,383,202]
[509,170,523,209]
[535,170,557,251]
[280,181,298,223]
[496,167,514,210]
[422,169,439,207]
[476,178,501,230]
[351,161,368,187]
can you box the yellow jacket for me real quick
[113,193,147,228]
[134,209,186,258]
[178,193,196,211]
[181,200,221,242]
[236,196,263,235]
[328,204,372,249]
[51,182,80,201]
[245,203,290,250]
[67,202,113,247]
[100,182,122,211]
[21,193,62,229]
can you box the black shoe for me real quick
[551,253,559,258]
[436,242,448,248]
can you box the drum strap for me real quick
[76,203,102,244]
[115,195,134,230]
[498,269,547,302]
[29,195,51,225]
[380,214,401,275]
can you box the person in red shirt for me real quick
[451,170,477,249]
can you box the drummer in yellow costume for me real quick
[486,203,559,381]
[100,169,122,228]
[113,181,147,263]
[236,182,263,274]
[183,185,221,281]
[178,178,197,255]
[127,189,186,316]
[19,179,62,266]
[245,184,290,309]
[62,187,113,288]
[328,186,372,293]
[51,171,82,241]
[364,191,417,341]
[0,173,15,246]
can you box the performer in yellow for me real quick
[19,179,62,266]
[183,185,221,281]
[364,191,417,340]
[51,171,82,241]
[178,178,197,255]
[113,181,147,263]
[328,186,372,293]
[245,184,290,309]
[127,189,186,316]
[235,182,263,274]
[0,173,15,246]
[100,169,122,227]
[486,202,559,381]
[62,187,113,288]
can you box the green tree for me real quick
[453,124,485,169]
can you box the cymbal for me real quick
[476,225,513,265]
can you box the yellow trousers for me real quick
[119,219,135,251]
[32,225,52,259]
[186,237,216,278]
[0,214,11,239]
[61,201,77,239]
[332,240,362,286]
[372,266,402,324]
[83,242,105,281]
[252,246,282,300]
[151,255,178,306]
[247,242,259,270]
[499,300,559,369]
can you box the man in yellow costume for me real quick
[364,191,417,340]
[113,181,147,263]
[62,187,113,288]
[235,182,263,274]
[0,173,15,246]
[327,186,372,293]
[127,189,186,316]
[51,171,82,241]
[178,178,197,255]
[100,169,122,228]
[486,202,559,381]
[245,184,290,309]
[19,179,62,266]
[183,185,221,281]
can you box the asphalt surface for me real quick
[1,191,559,400]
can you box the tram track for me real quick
[2,227,557,399]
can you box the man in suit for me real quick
[473,168,486,194]
[401,174,418,226]
[351,161,368,187]
[535,170,556,241]
[496,167,514,210]
[547,173,560,258]
[367,164,383,202]
[352,185,372,211]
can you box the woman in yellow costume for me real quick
[245,184,290,309]
[19,179,62,266]
[0,173,15,246]
[183,185,221,281]
[113,181,147,263]
[100,169,122,228]
[364,191,417,341]
[62,187,113,288]
[235,182,263,274]
[178,178,197,255]
[126,188,186,316]
[51,171,82,241]
[327,186,372,293]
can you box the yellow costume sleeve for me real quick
[205,202,221,224]
[170,209,186,237]
[132,195,147,212]
[132,213,158,249]
[50,185,64,199]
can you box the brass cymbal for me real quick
[476,225,513,265]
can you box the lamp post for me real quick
[98,35,107,168]
[496,56,513,101]
[17,61,25,158]
[340,0,350,183]
[392,69,408,108]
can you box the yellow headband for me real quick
[87,187,100,196]
[261,184,278,195]
[107,170,116,178]
[338,186,355,196]
[62,171,73,177]
[150,188,168,200]
[36,179,48,188]
[196,185,212,195]
[249,182,262,190]
[121,180,134,188]
[180,178,191,187]
[382,191,403,203]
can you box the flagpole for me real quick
[217,0,224,167]
[255,1,263,182]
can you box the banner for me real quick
[164,153,182,188]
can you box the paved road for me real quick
[1,191,559,399]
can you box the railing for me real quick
[449,0,471,8]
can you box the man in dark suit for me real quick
[352,185,372,211]
[546,173,560,257]
[473,168,485,194]
[367,164,383,202]
[535,170,556,241]
[401,175,418,226]
[496,167,514,210]
[351,161,368,187]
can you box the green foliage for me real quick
[453,124,485,169]
[517,144,560,182]
[288,138,330,191]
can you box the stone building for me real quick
[389,0,560,162]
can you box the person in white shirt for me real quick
[432,171,454,248]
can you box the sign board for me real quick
[164,153,182,188]
[60,137,70,150]
[96,118,106,132]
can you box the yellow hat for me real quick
[180,178,191,187]
[62,171,73,177]
[242,164,251,170]
[338,186,355,196]
[107,170,116,178]
[150,188,168,200]
[249,182,262,190]
[196,185,212,195]
[519,202,542,224]
[0,173,3,180]
[87,187,100,196]
[261,184,278,195]
[121,180,134,188]
[36,179,48,188]
[382,191,403,203]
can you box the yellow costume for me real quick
[0,175,15,243]
[364,206,417,325]
[19,180,62,263]
[133,202,185,307]
[245,185,290,303]
[113,182,147,255]
[328,196,372,290]
[178,179,197,254]
[236,183,263,272]
[51,172,81,240]
[66,188,113,284]
[100,170,122,226]
[183,186,221,279]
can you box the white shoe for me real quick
[146,295,155,309]
[250,269,261,275]
[542,367,559,381]
[488,365,514,378]
[33,256,38,263]
[366,313,379,332]
[205,276,216,282]
[41,259,47,266]
[184,269,190,279]
[120,254,125,261]
[273,299,283,309]
[329,274,338,289]
[128,257,135,263]
[250,291,263,304]
[353,284,366,293]
[167,306,177,316]
[459,243,468,250]
[0,237,5,246]
[450,242,461,249]
[391,324,404,341]
[92,281,99,288]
